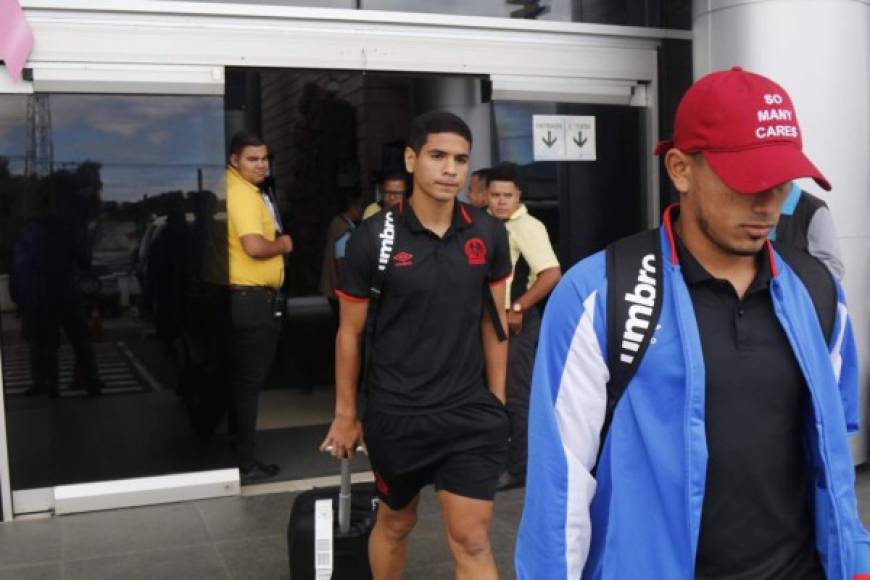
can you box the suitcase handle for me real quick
[322,446,366,535]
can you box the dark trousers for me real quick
[505,306,541,478]
[230,287,282,469]
[22,302,99,395]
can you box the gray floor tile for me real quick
[414,487,445,517]
[64,545,229,580]
[62,503,212,561]
[216,535,289,580]
[405,515,454,570]
[0,519,62,568]
[386,485,525,573]
[196,492,297,542]
[856,467,870,525]
[0,562,62,580]
[494,488,525,533]
[405,560,454,580]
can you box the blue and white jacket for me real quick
[515,208,870,579]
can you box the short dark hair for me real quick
[228,131,266,160]
[407,111,472,153]
[381,170,408,187]
[471,168,489,186]
[487,162,523,191]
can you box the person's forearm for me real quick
[241,234,288,260]
[482,286,509,402]
[334,326,363,418]
[514,267,561,310]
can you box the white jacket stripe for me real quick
[554,291,609,577]
[830,302,847,382]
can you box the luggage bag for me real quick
[287,454,377,580]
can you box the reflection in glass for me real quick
[0,94,228,490]
[493,100,646,269]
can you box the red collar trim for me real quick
[460,204,473,225]
[766,239,778,277]
[662,203,680,266]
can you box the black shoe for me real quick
[240,461,280,485]
[496,471,526,492]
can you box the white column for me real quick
[693,0,870,461]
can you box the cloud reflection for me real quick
[0,94,225,201]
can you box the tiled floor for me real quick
[0,468,867,580]
[0,484,524,580]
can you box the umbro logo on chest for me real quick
[393,251,414,267]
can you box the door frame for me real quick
[0,0,689,520]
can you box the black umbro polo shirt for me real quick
[674,236,824,580]
[337,200,511,415]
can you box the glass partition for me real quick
[492,100,647,269]
[0,94,229,491]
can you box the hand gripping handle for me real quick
[322,445,365,535]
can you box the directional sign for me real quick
[533,115,596,161]
[565,116,596,160]
[532,116,566,160]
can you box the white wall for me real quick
[693,0,870,461]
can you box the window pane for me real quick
[493,100,646,269]
[0,94,228,490]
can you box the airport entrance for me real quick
[218,67,649,486]
[0,2,666,519]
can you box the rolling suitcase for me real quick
[287,454,377,580]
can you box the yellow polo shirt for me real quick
[226,166,284,288]
[362,201,382,220]
[502,204,560,306]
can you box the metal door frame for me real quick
[0,0,689,520]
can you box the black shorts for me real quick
[363,390,509,511]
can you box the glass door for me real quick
[0,90,232,515]
[492,80,657,270]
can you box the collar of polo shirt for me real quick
[401,200,475,234]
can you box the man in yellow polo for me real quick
[226,131,293,484]
[362,171,407,219]
[487,162,561,491]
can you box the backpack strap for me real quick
[482,279,508,342]
[510,255,531,305]
[599,228,664,466]
[771,241,836,345]
[362,208,398,390]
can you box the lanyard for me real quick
[261,191,283,234]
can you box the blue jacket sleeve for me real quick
[515,254,609,580]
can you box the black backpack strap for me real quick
[362,208,398,390]
[510,255,531,304]
[482,280,507,342]
[599,228,664,467]
[771,242,836,344]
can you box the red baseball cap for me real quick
[655,67,831,194]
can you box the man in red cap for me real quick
[516,67,870,579]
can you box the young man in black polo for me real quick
[321,111,512,580]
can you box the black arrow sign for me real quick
[573,131,588,148]
[542,130,558,148]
